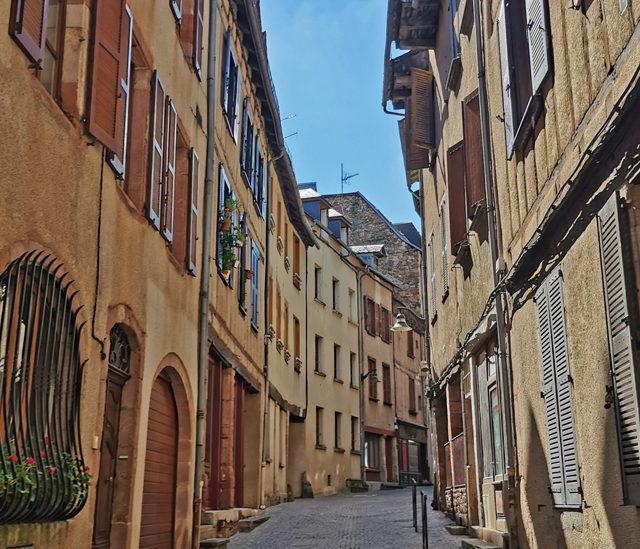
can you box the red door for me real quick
[233,377,245,507]
[385,437,394,482]
[205,355,223,509]
[139,374,178,549]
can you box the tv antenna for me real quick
[340,163,359,194]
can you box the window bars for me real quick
[0,251,89,523]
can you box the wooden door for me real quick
[233,377,245,507]
[205,355,223,509]
[385,437,394,482]
[92,371,127,548]
[139,374,178,549]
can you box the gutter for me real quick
[193,0,218,546]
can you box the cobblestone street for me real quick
[229,486,460,549]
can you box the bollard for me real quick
[412,479,417,532]
[421,491,429,549]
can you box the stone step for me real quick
[380,483,403,490]
[461,538,500,549]
[200,538,230,548]
[238,514,270,532]
[199,525,218,540]
[445,524,467,535]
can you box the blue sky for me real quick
[260,0,421,229]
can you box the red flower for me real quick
[39,450,46,458]
[83,465,90,472]
[44,435,49,444]
[25,456,35,466]
[9,455,18,463]
[48,467,56,474]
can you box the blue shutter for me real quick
[497,0,516,158]
[525,0,551,94]
[251,242,260,327]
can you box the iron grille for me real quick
[0,251,89,523]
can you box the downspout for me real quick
[357,267,367,483]
[193,0,218,547]
[261,156,273,469]
[472,0,516,541]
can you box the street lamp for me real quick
[391,312,412,332]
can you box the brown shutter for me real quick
[162,99,177,242]
[447,141,467,254]
[410,69,435,149]
[9,0,49,66]
[89,0,130,156]
[187,148,199,275]
[147,72,166,230]
[402,101,430,171]
[193,0,204,77]
[375,303,382,337]
[462,92,486,217]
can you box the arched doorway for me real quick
[93,325,131,548]
[139,371,179,549]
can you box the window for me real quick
[186,149,200,274]
[382,363,392,405]
[315,336,323,374]
[332,279,339,311]
[334,412,342,450]
[221,31,240,138]
[0,252,88,522]
[277,200,282,238]
[368,358,378,400]
[284,302,289,352]
[39,0,67,100]
[333,344,341,381]
[428,234,437,318]
[407,331,415,358]
[237,215,247,311]
[314,266,322,301]
[449,0,460,58]
[364,297,376,335]
[240,98,255,181]
[293,235,301,276]
[365,434,380,469]
[86,1,133,179]
[535,268,581,508]
[284,222,289,260]
[216,166,235,282]
[268,277,273,328]
[348,289,355,322]
[380,307,391,343]
[351,416,359,452]
[598,192,640,505]
[293,316,301,362]
[409,378,417,414]
[276,287,281,340]
[439,202,449,295]
[350,352,358,388]
[497,0,551,157]
[250,242,260,329]
[316,407,324,448]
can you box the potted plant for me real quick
[220,231,237,279]
[219,196,237,232]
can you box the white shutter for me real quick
[497,1,515,158]
[147,71,166,230]
[428,233,436,316]
[440,202,448,294]
[525,0,551,94]
[162,98,177,243]
[598,193,640,505]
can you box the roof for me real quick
[234,1,317,248]
[394,222,422,248]
[351,244,387,256]
[323,191,421,252]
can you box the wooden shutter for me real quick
[375,303,382,337]
[193,0,204,77]
[440,202,449,292]
[162,99,177,242]
[410,69,435,149]
[497,1,516,158]
[147,72,166,230]
[89,0,130,156]
[428,233,436,315]
[402,102,429,171]
[446,141,467,255]
[240,98,249,170]
[525,0,551,94]
[598,193,640,505]
[462,92,486,216]
[187,148,199,274]
[170,0,182,20]
[9,0,48,66]
[536,269,582,507]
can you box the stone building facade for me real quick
[383,0,640,548]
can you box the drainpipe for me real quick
[472,0,516,539]
[193,1,218,547]
[357,267,367,483]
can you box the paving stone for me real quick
[228,486,459,549]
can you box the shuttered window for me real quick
[216,165,231,269]
[410,69,435,150]
[221,32,240,139]
[400,106,429,172]
[89,0,133,176]
[497,1,515,156]
[240,98,254,182]
[598,193,640,505]
[525,0,550,94]
[192,0,204,77]
[462,92,485,217]
[536,268,582,508]
[250,241,260,329]
[9,0,50,66]
[162,99,178,243]
[148,72,166,229]
[187,149,199,274]
[428,233,437,318]
[440,201,449,295]
[170,0,182,20]
[447,142,467,255]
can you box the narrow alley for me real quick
[229,487,459,549]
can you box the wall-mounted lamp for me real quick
[361,370,379,384]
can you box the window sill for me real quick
[333,378,344,384]
[238,304,247,317]
[409,410,418,416]
[251,322,258,334]
[441,288,449,304]
[332,309,343,317]
[430,312,438,326]
[314,370,326,378]
[348,319,358,327]
[252,198,264,219]
[365,329,376,337]
[351,450,361,456]
[369,397,379,402]
[314,297,326,307]
[315,444,327,451]
[510,94,544,160]
[350,384,359,390]
[383,400,393,407]
[279,462,285,469]
[334,448,345,454]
